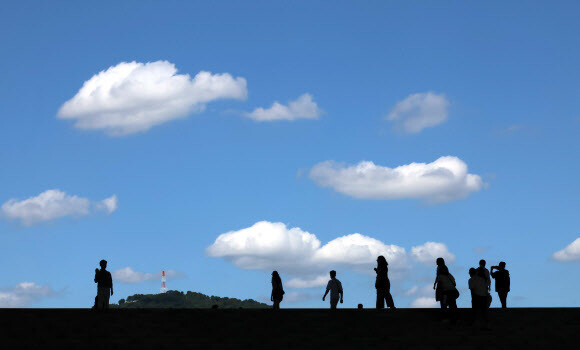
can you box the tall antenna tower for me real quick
[160,270,167,293]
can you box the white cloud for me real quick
[206,221,321,273]
[411,242,456,266]
[0,282,57,308]
[410,297,438,308]
[386,92,449,133]
[206,221,409,287]
[552,238,580,262]
[287,275,328,288]
[245,94,322,121]
[283,292,317,303]
[405,285,434,298]
[314,233,408,273]
[97,195,118,214]
[58,61,248,136]
[1,190,118,226]
[112,267,186,284]
[309,156,484,204]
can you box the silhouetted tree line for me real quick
[111,290,268,309]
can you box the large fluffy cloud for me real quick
[552,238,580,262]
[112,267,186,284]
[411,242,456,266]
[386,92,449,133]
[1,190,118,226]
[58,61,248,136]
[309,156,484,204]
[0,282,57,308]
[206,221,321,273]
[245,94,322,121]
[207,221,430,287]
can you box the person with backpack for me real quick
[433,265,459,310]
[469,267,491,329]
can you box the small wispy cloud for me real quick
[112,267,186,284]
[551,238,580,262]
[0,282,58,308]
[1,190,117,226]
[245,94,322,122]
[386,92,449,134]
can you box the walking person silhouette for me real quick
[375,256,395,309]
[94,260,113,310]
[322,270,343,309]
[433,258,459,322]
[271,271,285,310]
[491,262,510,308]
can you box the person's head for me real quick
[438,265,449,276]
[499,261,506,269]
[436,257,445,266]
[479,259,486,268]
[330,270,336,279]
[469,268,476,277]
[272,271,280,281]
[377,255,388,267]
[99,260,107,269]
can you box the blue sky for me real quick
[0,1,578,308]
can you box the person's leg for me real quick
[498,291,507,308]
[441,295,448,309]
[448,296,458,322]
[97,288,105,310]
[103,289,110,309]
[330,297,339,309]
[376,289,385,309]
[386,292,395,309]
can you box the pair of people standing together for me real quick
[270,255,396,310]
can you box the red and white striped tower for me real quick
[161,270,167,293]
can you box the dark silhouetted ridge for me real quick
[114,290,268,309]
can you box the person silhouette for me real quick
[491,261,510,308]
[477,259,491,293]
[433,257,446,307]
[271,271,285,310]
[433,262,459,314]
[469,267,490,329]
[322,270,343,309]
[374,256,395,309]
[94,260,113,310]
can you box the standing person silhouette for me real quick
[322,270,343,309]
[434,264,459,323]
[477,259,491,293]
[271,271,285,310]
[469,267,490,329]
[433,257,446,307]
[374,256,395,309]
[94,260,113,310]
[491,262,510,308]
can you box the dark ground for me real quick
[1,308,578,349]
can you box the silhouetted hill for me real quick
[113,290,268,309]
